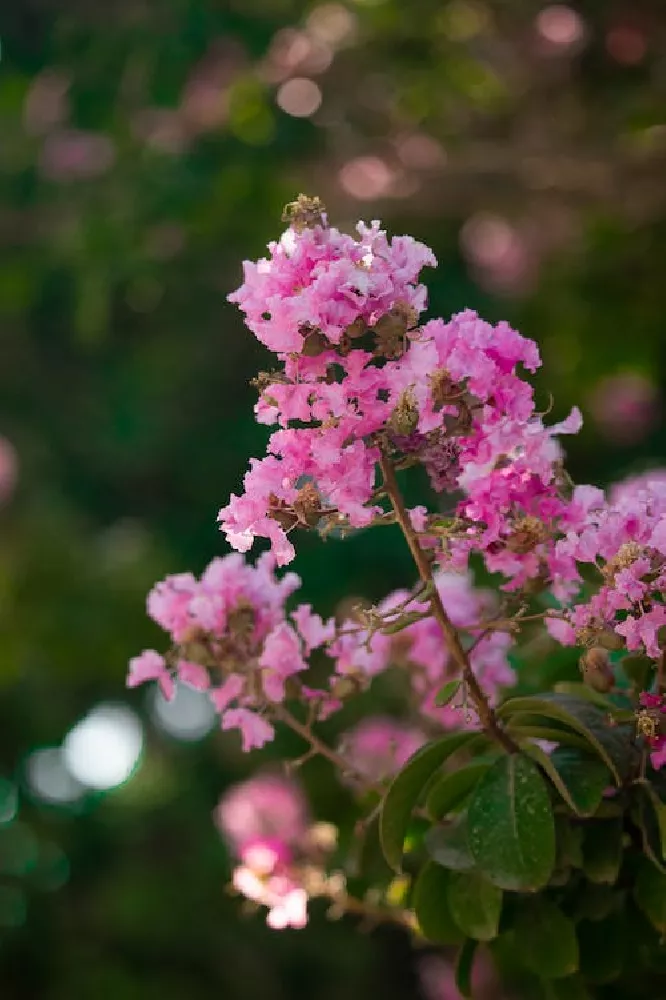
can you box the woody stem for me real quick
[378,448,518,754]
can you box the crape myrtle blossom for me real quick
[215,772,339,930]
[329,572,515,729]
[128,551,335,752]
[219,196,583,595]
[337,717,426,785]
[545,470,666,659]
[130,196,666,948]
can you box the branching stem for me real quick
[378,447,518,754]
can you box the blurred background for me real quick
[1,0,666,996]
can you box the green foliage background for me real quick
[1,1,665,996]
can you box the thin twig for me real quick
[273,703,385,794]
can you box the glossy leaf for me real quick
[498,694,632,782]
[467,754,556,891]
[447,870,503,941]
[380,732,476,871]
[425,815,474,871]
[412,861,465,945]
[434,679,461,707]
[505,721,592,753]
[521,743,611,817]
[426,761,490,820]
[634,783,666,873]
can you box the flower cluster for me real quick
[128,552,334,751]
[546,471,666,658]
[219,196,581,584]
[128,198,666,966]
[330,572,515,728]
[215,772,338,930]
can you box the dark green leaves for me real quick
[380,732,477,871]
[447,870,502,941]
[521,745,611,817]
[634,857,666,933]
[412,862,464,945]
[467,754,555,890]
[425,816,474,871]
[500,693,636,783]
[582,819,623,884]
[513,899,579,979]
[426,761,489,819]
[455,938,478,999]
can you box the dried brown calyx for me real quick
[282,194,327,233]
[506,515,550,554]
[602,541,643,582]
[373,301,418,359]
[388,389,419,436]
[293,482,325,528]
[300,324,330,357]
[428,369,460,411]
[267,484,325,532]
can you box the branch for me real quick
[273,703,385,794]
[378,447,518,754]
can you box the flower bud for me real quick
[579,646,615,693]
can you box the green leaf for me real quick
[468,754,556,891]
[505,721,592,753]
[578,912,626,984]
[447,870,503,941]
[513,898,579,979]
[582,820,623,884]
[426,761,490,820]
[634,856,666,932]
[455,938,478,999]
[434,678,462,707]
[521,744,611,817]
[553,681,617,712]
[425,815,474,871]
[555,817,584,871]
[380,732,476,871]
[634,783,666,873]
[499,694,632,782]
[412,861,464,945]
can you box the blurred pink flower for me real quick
[338,717,425,784]
[39,129,115,181]
[214,772,309,853]
[589,372,660,444]
[418,952,500,1000]
[0,438,18,503]
[23,70,70,134]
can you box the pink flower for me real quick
[259,623,308,701]
[291,604,335,653]
[177,660,210,691]
[221,709,275,752]
[338,717,425,783]
[215,773,309,851]
[127,649,175,701]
